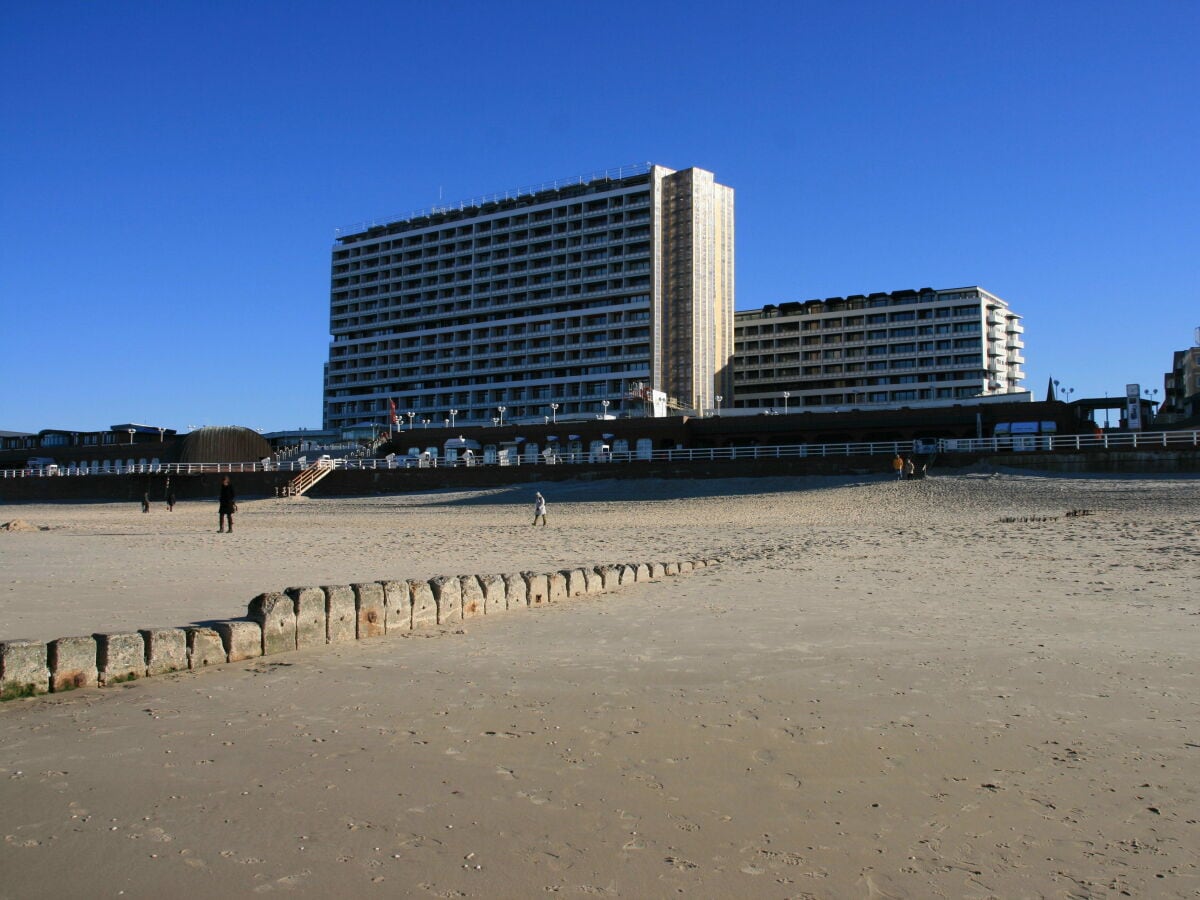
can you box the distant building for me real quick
[732,286,1025,411]
[323,163,734,430]
[1161,341,1200,423]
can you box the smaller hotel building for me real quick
[733,286,1024,410]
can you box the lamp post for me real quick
[406,411,415,430]
[491,417,499,427]
[497,405,506,427]
[127,428,136,446]
[600,399,610,418]
[550,402,558,424]
[422,418,429,429]
[715,395,723,416]
[782,391,790,415]
[444,418,450,428]
[449,408,458,428]
[157,427,165,443]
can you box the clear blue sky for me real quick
[2,1,1196,433]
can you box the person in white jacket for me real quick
[532,491,547,527]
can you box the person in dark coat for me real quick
[218,476,237,533]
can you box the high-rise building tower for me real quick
[324,163,733,431]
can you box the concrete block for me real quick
[48,635,97,691]
[287,586,327,649]
[0,639,48,697]
[324,585,356,643]
[430,575,461,624]
[248,591,297,655]
[479,573,506,613]
[649,562,666,580]
[409,580,437,628]
[141,628,187,676]
[706,558,720,567]
[664,561,680,576]
[691,559,707,570]
[563,568,588,597]
[503,573,528,608]
[634,563,651,582]
[187,627,226,669]
[583,567,603,594]
[95,632,145,684]
[524,572,550,607]
[381,581,411,631]
[548,571,568,603]
[460,576,485,618]
[618,564,637,586]
[594,565,619,591]
[353,582,386,638]
[215,620,263,662]
[678,560,694,574]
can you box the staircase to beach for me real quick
[281,462,333,498]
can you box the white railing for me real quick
[2,430,1197,478]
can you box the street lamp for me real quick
[491,417,499,427]
[127,428,136,445]
[157,427,165,443]
[715,395,723,416]
[406,411,415,430]
[444,418,450,428]
[497,405,506,427]
[782,391,790,415]
[600,399,610,418]
[422,418,429,429]
[550,402,559,424]
[449,409,458,428]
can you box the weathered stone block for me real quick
[0,639,48,697]
[524,572,550,606]
[634,563,651,582]
[563,568,588,597]
[287,586,327,649]
[324,585,356,643]
[503,573,528,608]
[353,582,386,638]
[48,635,97,691]
[141,628,187,676]
[594,565,619,591]
[664,561,680,576]
[548,571,568,603]
[618,564,637,586]
[583,567,603,594]
[249,591,297,655]
[479,573,506,613]
[691,559,707,570]
[187,627,226,669]
[678,560,694,574]
[430,575,461,624]
[215,620,263,662]
[381,581,411,631]
[95,632,145,684]
[459,576,485,618]
[649,562,666,580]
[409,580,437,628]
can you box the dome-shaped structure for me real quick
[177,426,271,463]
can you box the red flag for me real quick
[388,398,399,426]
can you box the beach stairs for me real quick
[282,462,332,498]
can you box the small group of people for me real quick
[139,489,177,513]
[892,454,926,481]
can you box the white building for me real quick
[324,163,733,430]
[733,286,1024,411]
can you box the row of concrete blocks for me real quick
[0,560,714,698]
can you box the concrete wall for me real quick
[0,559,718,701]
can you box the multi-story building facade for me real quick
[324,163,733,430]
[733,286,1024,411]
[1161,338,1200,423]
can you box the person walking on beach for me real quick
[218,476,237,533]
[141,492,151,513]
[903,457,915,481]
[892,454,904,480]
[166,488,176,511]
[532,491,547,527]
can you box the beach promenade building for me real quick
[733,286,1025,411]
[323,163,734,430]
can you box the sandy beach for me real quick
[1,472,1198,898]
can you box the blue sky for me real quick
[2,1,1196,433]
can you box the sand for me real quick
[0,472,1198,897]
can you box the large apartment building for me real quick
[323,163,733,430]
[733,286,1024,410]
